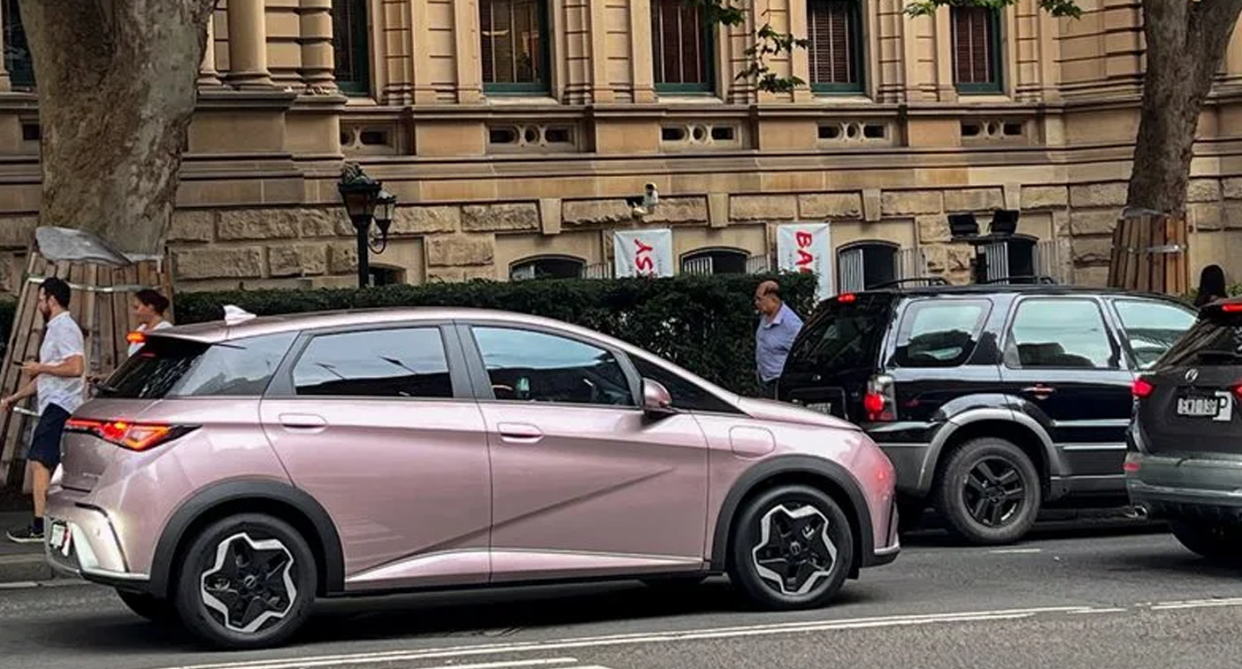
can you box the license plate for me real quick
[48,521,70,554]
[1176,391,1234,422]
[806,402,833,415]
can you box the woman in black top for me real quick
[1193,264,1229,307]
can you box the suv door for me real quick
[259,324,492,591]
[998,296,1133,495]
[460,322,710,582]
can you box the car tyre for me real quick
[174,513,317,650]
[116,590,178,625]
[1170,520,1242,563]
[936,437,1041,546]
[727,484,854,611]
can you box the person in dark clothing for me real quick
[1194,264,1229,307]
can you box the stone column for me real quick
[587,0,614,103]
[199,13,224,87]
[0,0,12,92]
[299,0,335,91]
[226,0,273,88]
[452,0,483,103]
[627,0,657,103]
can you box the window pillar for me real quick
[199,13,224,88]
[226,0,274,88]
[301,0,336,91]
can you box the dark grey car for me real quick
[1127,297,1242,559]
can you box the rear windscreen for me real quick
[1158,314,1242,368]
[98,332,297,399]
[784,294,895,375]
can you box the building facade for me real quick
[0,0,1240,293]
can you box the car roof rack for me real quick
[977,275,1059,285]
[871,277,952,289]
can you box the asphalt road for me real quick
[3,522,1242,669]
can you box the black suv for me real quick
[777,280,1197,545]
[1127,297,1242,560]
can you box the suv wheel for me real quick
[1170,520,1242,562]
[116,590,177,625]
[936,437,1041,546]
[727,484,854,610]
[174,513,317,649]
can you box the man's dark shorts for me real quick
[28,403,70,469]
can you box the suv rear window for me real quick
[100,332,297,399]
[1159,312,1242,368]
[889,298,991,367]
[785,293,895,375]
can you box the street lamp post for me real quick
[337,163,399,287]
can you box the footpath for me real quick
[0,511,54,584]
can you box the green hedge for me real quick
[174,274,819,396]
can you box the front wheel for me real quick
[1170,520,1242,562]
[174,513,317,650]
[935,437,1041,546]
[727,484,854,611]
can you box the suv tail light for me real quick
[865,374,897,422]
[1233,383,1242,401]
[1132,377,1154,399]
[66,418,197,452]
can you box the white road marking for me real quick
[0,579,88,591]
[404,658,578,669]
[988,548,1042,554]
[151,606,1116,669]
[1149,597,1242,611]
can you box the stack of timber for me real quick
[1107,211,1190,295]
[0,227,171,490]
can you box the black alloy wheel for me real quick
[936,437,1041,546]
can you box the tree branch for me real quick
[1189,0,1242,86]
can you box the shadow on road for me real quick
[32,578,876,652]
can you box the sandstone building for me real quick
[0,0,1239,293]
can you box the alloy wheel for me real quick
[962,456,1026,528]
[750,503,839,597]
[200,532,298,634]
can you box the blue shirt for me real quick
[756,303,803,383]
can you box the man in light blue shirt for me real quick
[754,280,803,399]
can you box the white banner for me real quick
[776,223,834,301]
[614,228,674,278]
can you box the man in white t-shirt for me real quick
[1,277,84,543]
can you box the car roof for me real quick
[842,283,1191,303]
[158,307,608,344]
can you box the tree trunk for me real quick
[1125,0,1242,213]
[19,0,216,255]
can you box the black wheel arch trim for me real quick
[147,478,345,599]
[709,455,877,572]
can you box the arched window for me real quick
[680,248,749,275]
[837,241,899,291]
[510,255,585,281]
[3,0,33,90]
[331,0,370,94]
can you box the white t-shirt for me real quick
[38,311,85,415]
[127,320,173,357]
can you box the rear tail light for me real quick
[1221,303,1242,313]
[1132,377,1154,399]
[66,418,197,452]
[1233,383,1242,401]
[837,293,857,304]
[865,374,897,422]
[125,331,145,345]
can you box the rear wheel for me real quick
[116,590,177,625]
[935,437,1041,546]
[727,484,854,611]
[1170,520,1242,562]
[174,513,317,650]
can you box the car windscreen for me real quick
[783,293,895,376]
[98,332,297,399]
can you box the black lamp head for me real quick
[948,212,980,239]
[990,209,1020,236]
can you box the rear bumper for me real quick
[1126,452,1242,522]
[45,488,153,593]
[861,498,901,568]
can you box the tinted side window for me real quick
[890,299,991,368]
[292,328,454,398]
[630,355,740,414]
[1113,299,1196,369]
[473,327,634,407]
[1007,299,1119,369]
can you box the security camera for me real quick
[625,184,661,219]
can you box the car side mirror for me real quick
[641,378,676,417]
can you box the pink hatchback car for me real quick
[45,307,899,649]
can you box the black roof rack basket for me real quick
[978,275,1059,285]
[871,277,952,290]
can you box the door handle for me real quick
[1021,385,1056,398]
[279,413,328,431]
[497,422,543,444]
